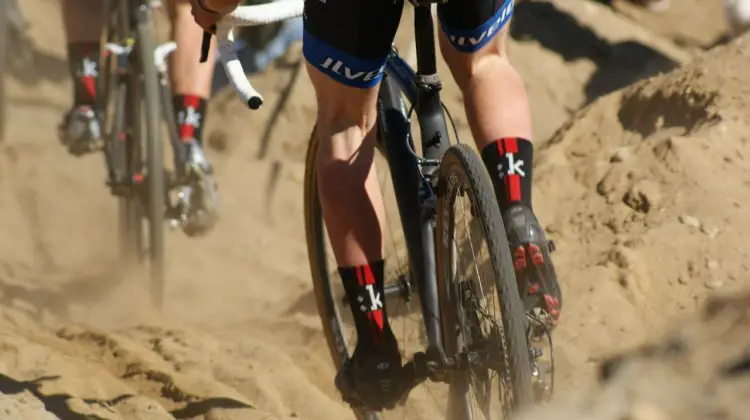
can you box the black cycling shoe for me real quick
[335,339,404,411]
[502,204,562,334]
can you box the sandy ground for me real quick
[0,0,746,418]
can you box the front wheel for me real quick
[435,144,533,419]
[136,7,166,309]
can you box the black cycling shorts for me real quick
[302,0,515,89]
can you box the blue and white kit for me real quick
[302,0,515,88]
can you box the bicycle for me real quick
[205,0,555,418]
[100,0,205,308]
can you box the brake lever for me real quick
[199,28,215,63]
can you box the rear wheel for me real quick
[100,4,139,264]
[305,76,455,419]
[303,128,382,420]
[435,144,533,419]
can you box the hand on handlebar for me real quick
[190,0,241,32]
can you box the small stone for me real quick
[700,224,719,238]
[628,402,670,420]
[707,259,719,270]
[624,180,661,213]
[677,276,688,285]
[705,279,724,289]
[545,223,560,234]
[610,147,631,163]
[678,214,701,228]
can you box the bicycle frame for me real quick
[379,4,454,366]
[102,0,149,194]
[102,0,186,221]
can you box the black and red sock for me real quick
[67,42,100,107]
[173,94,208,145]
[338,260,394,349]
[480,137,534,212]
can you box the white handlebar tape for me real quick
[215,0,304,110]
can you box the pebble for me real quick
[700,224,720,238]
[678,214,701,229]
[610,147,631,163]
[628,402,670,420]
[705,279,724,290]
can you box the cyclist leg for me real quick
[304,0,405,410]
[438,0,562,330]
[168,0,220,236]
[59,0,105,156]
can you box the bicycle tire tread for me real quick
[437,143,534,412]
[135,7,166,309]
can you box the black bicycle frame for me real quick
[103,0,148,193]
[379,4,453,362]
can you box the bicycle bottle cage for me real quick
[408,0,448,6]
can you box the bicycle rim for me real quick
[303,128,380,420]
[136,5,166,309]
[435,144,533,419]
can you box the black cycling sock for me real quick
[67,42,100,107]
[481,137,534,212]
[338,260,395,352]
[173,94,208,145]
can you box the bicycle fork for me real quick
[102,39,181,197]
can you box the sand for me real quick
[1,0,747,418]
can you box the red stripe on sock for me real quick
[82,76,96,101]
[504,137,518,154]
[184,95,200,108]
[356,266,364,287]
[179,124,195,141]
[178,95,201,142]
[496,139,504,155]
[362,263,384,331]
[508,174,521,202]
[363,263,375,285]
[373,309,384,331]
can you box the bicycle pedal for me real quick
[529,346,544,360]
[167,218,185,230]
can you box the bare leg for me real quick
[303,0,404,410]
[168,0,215,144]
[440,26,532,149]
[61,0,104,44]
[168,0,220,237]
[309,65,386,266]
[168,0,216,99]
[441,20,562,327]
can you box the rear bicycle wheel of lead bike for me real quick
[101,2,144,264]
[304,75,449,420]
[435,144,534,418]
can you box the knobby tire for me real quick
[435,144,534,418]
[136,7,166,309]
